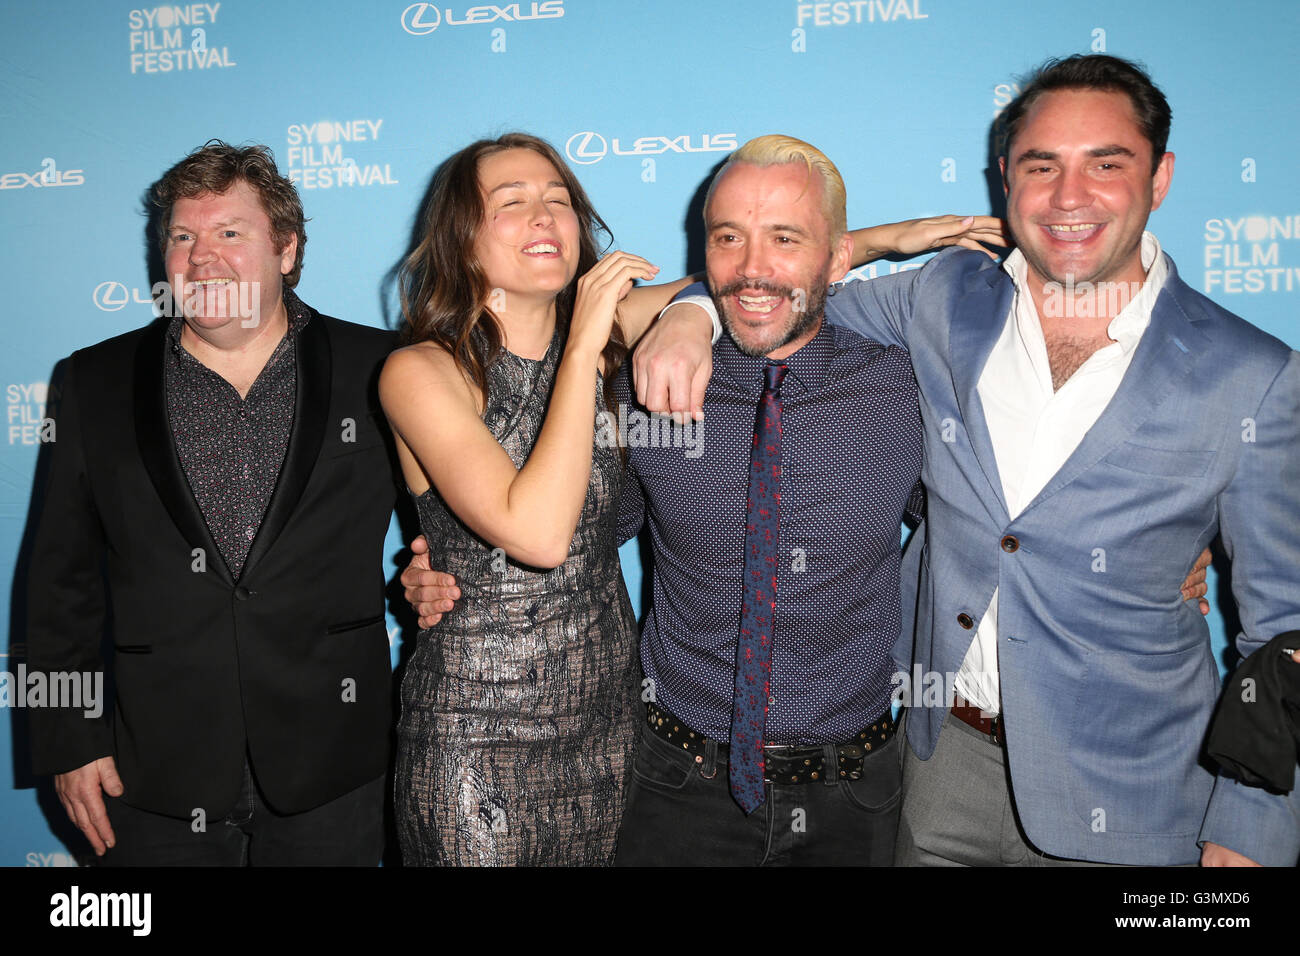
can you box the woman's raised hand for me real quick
[568,251,659,355]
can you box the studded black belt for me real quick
[644,702,895,784]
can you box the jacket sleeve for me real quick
[25,355,115,775]
[1199,349,1300,865]
[829,266,922,350]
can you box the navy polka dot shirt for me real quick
[615,317,923,744]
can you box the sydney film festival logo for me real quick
[1204,214,1300,295]
[287,119,398,190]
[793,0,929,27]
[7,382,51,446]
[127,4,236,74]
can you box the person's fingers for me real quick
[640,368,671,414]
[580,251,658,289]
[98,758,124,798]
[85,795,116,850]
[416,594,455,612]
[632,349,648,406]
[406,584,459,609]
[402,567,457,592]
[666,362,696,418]
[74,806,108,855]
[689,357,710,422]
[63,791,108,856]
[955,236,1000,260]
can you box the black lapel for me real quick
[132,320,234,586]
[239,310,331,580]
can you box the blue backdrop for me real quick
[3,0,1298,865]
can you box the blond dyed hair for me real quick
[706,134,848,238]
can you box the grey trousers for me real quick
[895,711,1112,867]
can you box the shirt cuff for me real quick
[658,294,722,345]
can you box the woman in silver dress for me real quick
[380,133,690,865]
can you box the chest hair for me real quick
[1044,331,1113,391]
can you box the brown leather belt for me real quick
[950,694,1004,744]
[644,702,895,784]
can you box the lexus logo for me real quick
[565,131,607,165]
[401,2,441,34]
[92,281,129,312]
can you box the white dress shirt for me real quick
[955,231,1169,713]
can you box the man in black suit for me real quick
[25,142,397,865]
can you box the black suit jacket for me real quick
[26,304,398,818]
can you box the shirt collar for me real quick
[713,314,835,396]
[1001,231,1168,354]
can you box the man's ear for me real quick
[828,231,853,284]
[1150,152,1174,212]
[279,233,299,276]
[998,155,1009,196]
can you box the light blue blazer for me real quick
[832,247,1300,865]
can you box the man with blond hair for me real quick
[608,135,925,865]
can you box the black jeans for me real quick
[102,762,384,866]
[614,718,901,866]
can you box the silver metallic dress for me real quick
[395,333,639,866]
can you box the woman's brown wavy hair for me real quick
[399,132,626,407]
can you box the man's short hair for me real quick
[152,140,307,288]
[997,54,1172,174]
[706,134,848,238]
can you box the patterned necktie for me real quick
[729,362,787,814]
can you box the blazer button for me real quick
[957,613,975,629]
[1000,535,1019,553]
[234,586,252,601]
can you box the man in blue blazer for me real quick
[638,55,1300,866]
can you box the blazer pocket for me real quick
[325,614,385,635]
[1101,442,1214,478]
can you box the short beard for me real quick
[711,278,828,358]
